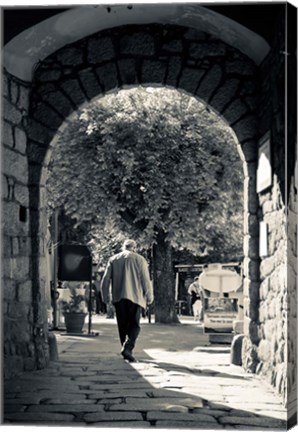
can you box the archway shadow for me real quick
[3,321,287,430]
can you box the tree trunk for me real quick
[152,230,179,324]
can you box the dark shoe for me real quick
[121,349,136,363]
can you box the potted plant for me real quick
[61,286,87,334]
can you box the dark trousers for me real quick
[114,299,141,352]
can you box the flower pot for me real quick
[64,312,87,334]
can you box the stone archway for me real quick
[28,21,259,371]
[2,4,274,391]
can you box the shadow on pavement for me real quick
[3,319,287,430]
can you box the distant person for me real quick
[94,270,108,314]
[101,239,154,362]
[93,273,106,314]
[188,276,204,322]
[84,282,94,313]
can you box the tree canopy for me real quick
[47,86,243,261]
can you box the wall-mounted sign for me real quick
[259,221,268,257]
[295,147,297,193]
[257,131,272,193]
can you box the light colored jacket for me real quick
[101,250,154,309]
[188,281,203,297]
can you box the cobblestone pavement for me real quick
[3,316,287,430]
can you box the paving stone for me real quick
[215,378,260,387]
[19,390,86,398]
[60,369,96,377]
[15,374,72,382]
[132,365,165,374]
[208,402,238,411]
[5,383,38,392]
[27,404,104,413]
[74,375,142,383]
[95,398,123,405]
[73,376,120,383]
[87,364,137,372]
[219,415,286,428]
[157,378,198,387]
[4,405,26,413]
[84,411,143,423]
[234,427,282,430]
[4,397,42,405]
[147,411,217,423]
[157,420,224,428]
[4,393,17,398]
[4,412,75,422]
[132,370,167,378]
[222,388,282,402]
[161,404,189,413]
[108,399,182,412]
[252,410,287,419]
[8,378,74,389]
[229,409,257,417]
[224,402,285,412]
[76,390,106,396]
[89,383,154,391]
[193,408,232,417]
[180,384,223,392]
[95,369,139,376]
[109,398,202,412]
[91,421,151,427]
[145,389,186,398]
[92,390,149,398]
[14,391,91,400]
[43,398,95,404]
[143,376,170,385]
[179,387,225,400]
[125,396,203,409]
[39,386,85,394]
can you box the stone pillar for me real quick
[2,70,50,377]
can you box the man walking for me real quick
[101,239,154,362]
[188,276,204,322]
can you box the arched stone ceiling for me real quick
[3,4,270,82]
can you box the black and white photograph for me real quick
[1,1,297,431]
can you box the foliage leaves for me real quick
[47,87,243,260]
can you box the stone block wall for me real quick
[2,70,50,378]
[257,181,287,398]
[287,175,297,419]
[242,5,297,406]
[286,4,297,418]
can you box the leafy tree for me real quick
[47,87,243,323]
[56,208,91,245]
